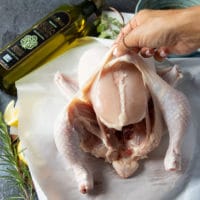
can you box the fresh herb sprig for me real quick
[94,11,124,39]
[0,113,36,200]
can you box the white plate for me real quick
[15,37,200,200]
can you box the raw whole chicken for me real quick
[54,45,190,194]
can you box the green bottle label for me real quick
[0,11,71,70]
[20,35,39,50]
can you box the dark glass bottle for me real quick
[0,0,103,95]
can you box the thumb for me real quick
[114,28,141,57]
[123,27,142,48]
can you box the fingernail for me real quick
[160,50,167,58]
[113,47,118,56]
[145,49,153,56]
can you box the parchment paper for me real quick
[16,37,200,200]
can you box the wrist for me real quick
[170,6,200,51]
[177,6,200,34]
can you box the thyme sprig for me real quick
[0,113,36,200]
[94,9,124,39]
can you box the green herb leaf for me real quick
[94,13,124,39]
[0,112,36,200]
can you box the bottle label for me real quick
[0,11,70,70]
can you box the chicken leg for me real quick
[131,54,190,171]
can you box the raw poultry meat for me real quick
[54,46,190,194]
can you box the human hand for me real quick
[114,6,200,60]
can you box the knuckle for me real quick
[137,9,151,17]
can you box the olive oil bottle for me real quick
[0,0,103,95]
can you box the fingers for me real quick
[140,47,155,58]
[114,41,169,60]
[115,18,137,43]
[113,46,140,57]
[113,32,140,57]
[140,47,168,61]
[114,17,139,56]
[113,29,140,57]
[114,15,170,60]
[154,47,169,61]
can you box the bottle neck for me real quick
[80,0,99,17]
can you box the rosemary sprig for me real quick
[0,112,36,200]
